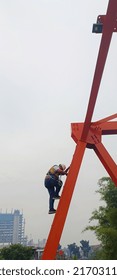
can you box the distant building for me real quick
[38,239,46,248]
[0,210,26,245]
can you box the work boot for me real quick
[53,195,61,200]
[48,209,56,214]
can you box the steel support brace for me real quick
[42,141,86,259]
[94,143,117,186]
[81,0,117,142]
[42,0,117,260]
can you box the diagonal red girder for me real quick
[81,0,117,142]
[71,117,117,185]
[71,119,117,145]
[42,141,86,259]
[94,143,117,186]
[100,122,117,135]
[42,0,117,260]
[92,113,117,125]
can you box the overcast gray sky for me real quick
[0,0,117,247]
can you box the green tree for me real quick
[0,244,34,260]
[67,243,80,259]
[80,240,91,258]
[85,177,117,259]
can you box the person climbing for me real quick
[44,164,69,214]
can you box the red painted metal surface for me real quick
[94,143,117,186]
[71,115,117,185]
[93,113,117,125]
[81,0,117,142]
[42,141,86,259]
[42,0,117,259]
[71,114,117,147]
[97,15,117,32]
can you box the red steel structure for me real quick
[42,0,117,259]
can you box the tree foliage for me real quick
[67,243,80,259]
[80,240,91,258]
[85,177,117,259]
[0,244,34,260]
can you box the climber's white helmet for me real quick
[59,164,66,171]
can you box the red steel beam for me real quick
[42,141,86,259]
[94,142,117,186]
[81,0,117,142]
[97,15,117,32]
[42,0,117,260]
[71,120,117,144]
[92,113,117,125]
[100,121,117,135]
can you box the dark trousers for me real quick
[44,177,62,211]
